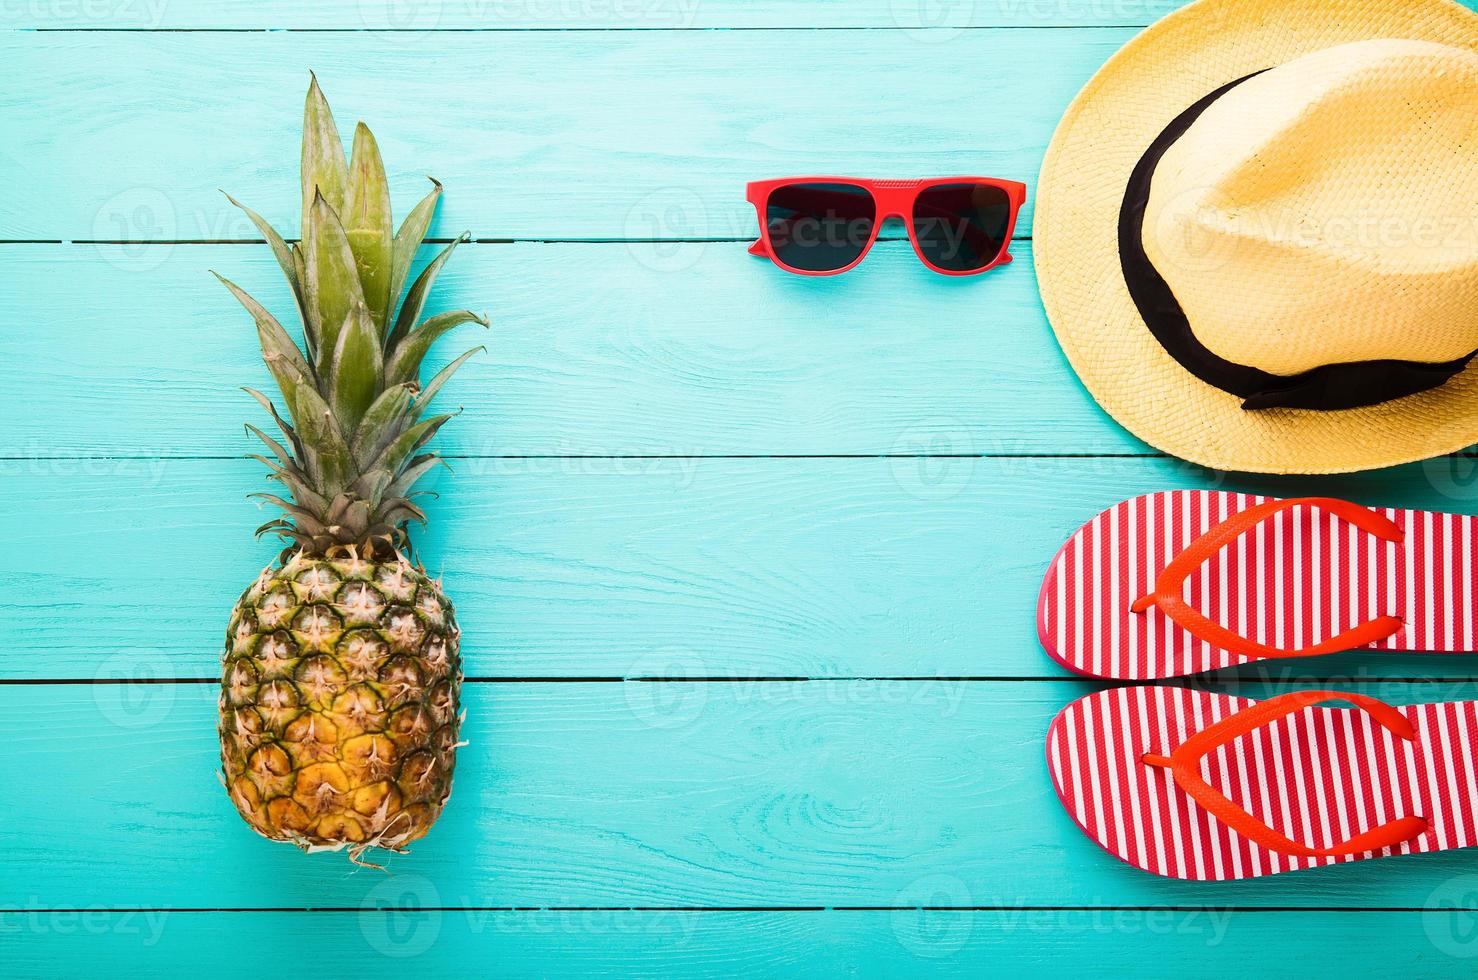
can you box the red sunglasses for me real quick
[746,176,1027,277]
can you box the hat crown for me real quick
[1145,39,1478,377]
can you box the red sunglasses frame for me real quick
[746,176,1028,277]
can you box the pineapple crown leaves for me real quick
[214,74,488,561]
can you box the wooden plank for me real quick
[4,909,1468,978]
[0,28,1127,240]
[3,0,1188,30]
[7,680,1478,909]
[6,455,1476,680]
[1,240,1146,457]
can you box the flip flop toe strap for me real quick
[1131,497,1406,660]
[1141,690,1429,859]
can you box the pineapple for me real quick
[215,75,484,861]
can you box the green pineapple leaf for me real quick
[387,310,488,388]
[292,402,355,496]
[416,346,484,415]
[390,178,442,330]
[254,517,301,539]
[327,300,383,434]
[223,193,302,318]
[337,498,373,537]
[242,386,304,456]
[257,347,354,494]
[343,122,394,334]
[351,382,416,470]
[387,454,447,499]
[244,423,294,468]
[371,413,455,479]
[250,493,330,535]
[215,274,313,382]
[301,73,349,229]
[386,233,467,353]
[250,455,330,513]
[349,468,394,509]
[303,191,365,376]
[378,498,429,528]
[225,74,485,564]
[290,244,313,360]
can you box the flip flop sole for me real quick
[1046,686,1478,881]
[1038,491,1478,680]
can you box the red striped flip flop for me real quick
[1038,492,1478,681]
[1046,686,1473,881]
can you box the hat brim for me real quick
[1035,0,1478,474]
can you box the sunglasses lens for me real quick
[765,182,876,272]
[912,183,1013,272]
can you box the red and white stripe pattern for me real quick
[1037,491,1478,680]
[1047,686,1477,881]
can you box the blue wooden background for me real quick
[7,1,1478,975]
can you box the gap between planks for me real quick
[19,26,1148,33]
[7,677,1478,686]
[2,236,1034,246]
[0,676,1105,686]
[13,453,1478,461]
[8,904,1473,912]
[0,453,1164,462]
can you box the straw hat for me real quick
[1035,0,1478,474]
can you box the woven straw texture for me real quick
[1036,0,1478,474]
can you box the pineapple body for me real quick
[218,76,483,857]
[221,555,461,853]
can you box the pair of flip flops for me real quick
[1039,492,1478,880]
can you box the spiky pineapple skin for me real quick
[220,554,461,853]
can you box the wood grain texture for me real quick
[0,28,1127,240]
[8,456,1478,680]
[2,240,1148,456]
[11,2,1478,969]
[9,681,1478,911]
[2,0,1188,30]
[7,909,1471,978]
